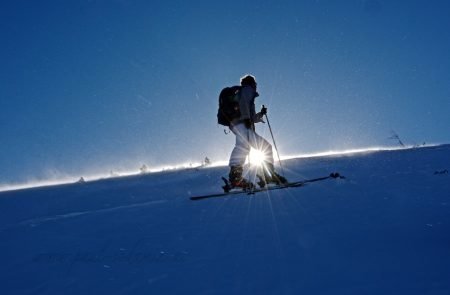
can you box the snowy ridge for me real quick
[0,144,439,193]
[0,161,205,193]
[281,144,436,160]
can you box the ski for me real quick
[190,172,344,201]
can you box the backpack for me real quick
[217,86,241,126]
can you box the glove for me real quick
[244,119,252,129]
[260,105,267,116]
[254,113,265,124]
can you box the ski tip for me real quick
[329,172,345,179]
[330,172,339,178]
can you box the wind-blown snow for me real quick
[0,145,437,193]
[0,145,449,294]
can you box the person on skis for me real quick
[228,74,287,189]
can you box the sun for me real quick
[249,148,267,166]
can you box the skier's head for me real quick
[240,74,257,89]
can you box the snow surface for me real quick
[0,145,449,295]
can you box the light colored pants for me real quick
[228,123,274,167]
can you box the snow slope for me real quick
[1,145,449,295]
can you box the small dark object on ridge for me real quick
[434,169,449,175]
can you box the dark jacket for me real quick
[231,85,264,126]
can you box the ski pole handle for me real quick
[261,105,267,115]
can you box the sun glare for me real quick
[249,148,267,166]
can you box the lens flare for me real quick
[249,148,267,166]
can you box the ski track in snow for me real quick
[15,199,167,228]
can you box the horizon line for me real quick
[0,143,444,193]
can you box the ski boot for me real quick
[258,162,288,187]
[224,165,255,192]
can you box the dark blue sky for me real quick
[1,0,450,184]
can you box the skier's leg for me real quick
[248,130,287,184]
[247,130,274,164]
[229,123,251,167]
[228,123,253,188]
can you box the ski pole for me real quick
[263,105,285,176]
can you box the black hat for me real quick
[240,74,257,88]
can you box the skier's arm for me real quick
[253,106,266,124]
[238,87,254,120]
[239,87,266,124]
